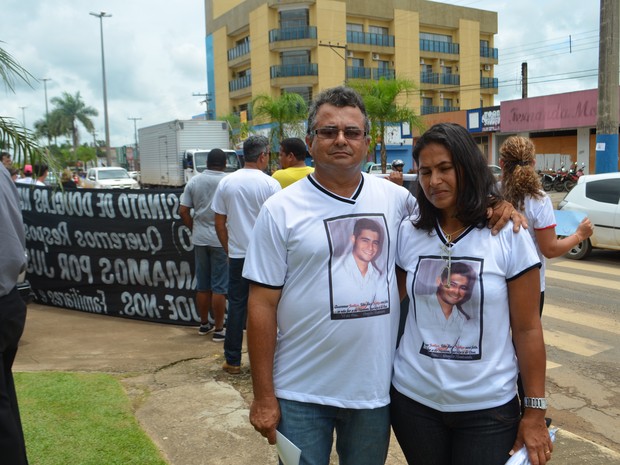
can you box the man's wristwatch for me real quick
[523,397,548,409]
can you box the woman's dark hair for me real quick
[412,123,500,232]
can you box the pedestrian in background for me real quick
[212,135,281,374]
[0,166,30,465]
[271,137,314,188]
[179,148,229,341]
[1,151,13,169]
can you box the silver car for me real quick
[558,172,620,259]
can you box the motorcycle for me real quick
[563,162,584,191]
[540,171,555,191]
[551,163,568,192]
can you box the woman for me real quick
[392,123,553,465]
[60,168,78,189]
[500,135,593,314]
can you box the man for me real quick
[212,135,281,374]
[415,261,479,357]
[0,166,29,465]
[271,137,314,188]
[1,151,12,169]
[243,86,415,464]
[330,217,388,316]
[244,87,522,465]
[32,163,49,186]
[15,164,33,184]
[179,148,229,341]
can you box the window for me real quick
[369,25,389,36]
[441,66,452,75]
[586,179,620,204]
[283,87,313,106]
[421,64,432,73]
[376,60,389,70]
[281,50,310,65]
[347,23,363,33]
[422,97,433,107]
[279,8,308,28]
[420,32,452,43]
[352,58,364,68]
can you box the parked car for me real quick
[84,167,140,189]
[364,162,393,174]
[557,172,620,259]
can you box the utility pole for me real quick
[193,92,212,119]
[41,78,52,146]
[319,41,348,84]
[521,62,528,99]
[595,0,619,173]
[128,117,141,164]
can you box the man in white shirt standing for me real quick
[179,149,229,341]
[212,135,281,374]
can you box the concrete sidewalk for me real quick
[14,304,620,465]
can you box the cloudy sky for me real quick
[2,0,601,149]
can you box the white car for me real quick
[557,172,620,259]
[85,167,140,189]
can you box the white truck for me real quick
[138,119,241,187]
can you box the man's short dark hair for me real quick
[207,148,227,169]
[32,162,49,177]
[243,135,269,163]
[307,86,370,140]
[0,151,11,162]
[280,138,307,162]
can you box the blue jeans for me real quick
[278,398,390,465]
[390,387,520,465]
[224,258,248,366]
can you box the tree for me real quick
[48,91,98,156]
[251,92,308,154]
[218,112,252,148]
[348,78,424,172]
[0,42,39,165]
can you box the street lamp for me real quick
[19,106,27,128]
[90,11,113,167]
[41,77,51,146]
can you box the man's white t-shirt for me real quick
[243,173,416,409]
[211,168,281,258]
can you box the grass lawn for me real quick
[15,372,167,465]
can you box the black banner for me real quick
[18,186,200,326]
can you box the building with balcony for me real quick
[205,0,498,123]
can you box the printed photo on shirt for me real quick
[413,257,482,360]
[326,215,390,319]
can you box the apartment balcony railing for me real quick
[442,105,460,112]
[480,46,499,59]
[269,26,317,42]
[347,66,372,80]
[373,68,395,80]
[421,105,442,115]
[228,40,250,61]
[229,75,252,93]
[481,77,499,89]
[419,39,459,55]
[347,31,395,47]
[270,63,318,78]
[420,72,460,85]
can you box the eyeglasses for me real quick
[312,127,366,141]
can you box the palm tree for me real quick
[0,42,39,165]
[218,112,252,148]
[251,91,308,152]
[49,91,98,155]
[348,78,424,172]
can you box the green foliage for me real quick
[0,42,39,165]
[48,91,98,155]
[348,78,425,171]
[218,112,253,147]
[16,372,167,465]
[251,92,308,157]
